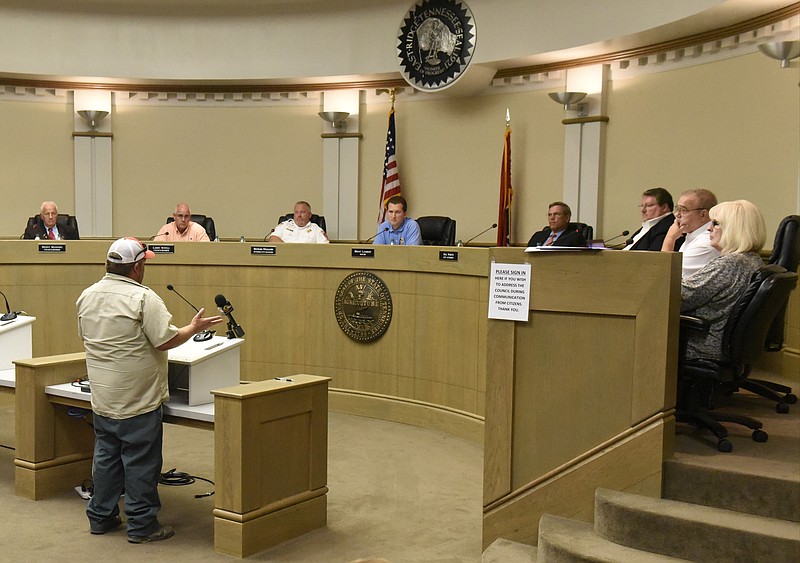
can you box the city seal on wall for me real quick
[334,271,393,342]
[397,0,476,92]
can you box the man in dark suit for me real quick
[624,187,680,251]
[22,201,80,240]
[527,201,587,247]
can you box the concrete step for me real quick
[482,537,538,563]
[663,457,800,522]
[594,488,800,562]
[536,514,688,562]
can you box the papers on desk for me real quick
[524,246,602,252]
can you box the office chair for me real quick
[676,265,798,452]
[571,222,593,242]
[732,215,799,413]
[416,216,457,246]
[277,213,327,233]
[166,214,217,241]
[23,214,80,239]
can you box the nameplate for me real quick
[250,246,277,255]
[439,251,458,261]
[352,248,375,258]
[38,244,66,253]
[148,244,175,254]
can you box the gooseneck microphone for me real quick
[215,294,245,339]
[264,228,276,241]
[364,227,389,244]
[166,284,214,341]
[0,289,18,321]
[463,223,498,246]
[151,232,169,241]
[603,230,631,248]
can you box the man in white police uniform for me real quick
[267,201,329,243]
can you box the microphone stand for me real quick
[462,224,498,246]
[363,227,389,244]
[166,285,214,341]
[0,290,17,321]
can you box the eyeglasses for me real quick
[547,212,564,218]
[674,207,707,216]
[638,203,658,210]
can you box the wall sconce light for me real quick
[548,91,587,112]
[77,109,110,130]
[74,90,112,131]
[758,41,800,68]
[318,111,350,133]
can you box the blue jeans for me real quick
[86,406,164,536]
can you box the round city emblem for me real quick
[397,0,477,92]
[334,272,393,342]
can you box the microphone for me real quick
[463,223,498,246]
[264,228,275,242]
[151,232,169,241]
[0,290,17,321]
[167,284,214,341]
[215,294,245,339]
[603,230,630,248]
[364,227,389,244]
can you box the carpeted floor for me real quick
[1,370,796,562]
[0,412,484,562]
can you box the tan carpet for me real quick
[0,412,484,562]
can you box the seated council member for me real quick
[527,201,587,247]
[268,201,329,243]
[681,200,766,361]
[374,195,422,245]
[623,187,678,251]
[661,189,720,278]
[153,203,210,242]
[22,201,80,240]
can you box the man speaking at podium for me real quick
[76,237,221,544]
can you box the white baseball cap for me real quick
[107,237,155,264]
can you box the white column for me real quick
[73,91,113,237]
[321,90,361,241]
[561,65,609,237]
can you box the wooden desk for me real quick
[13,354,329,558]
[1,240,681,550]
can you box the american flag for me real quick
[378,106,401,224]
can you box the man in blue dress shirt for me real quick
[374,195,422,246]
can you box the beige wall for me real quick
[604,52,799,238]
[0,101,74,234]
[111,103,323,238]
[360,90,566,244]
[0,51,797,243]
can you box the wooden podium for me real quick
[212,375,330,558]
[168,335,243,406]
[0,315,36,449]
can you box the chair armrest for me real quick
[680,314,710,334]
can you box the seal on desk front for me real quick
[334,271,393,342]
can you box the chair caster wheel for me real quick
[777,403,790,414]
[752,429,768,443]
[717,439,733,453]
[785,393,797,405]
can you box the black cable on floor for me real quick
[159,467,215,498]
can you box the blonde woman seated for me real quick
[681,199,766,361]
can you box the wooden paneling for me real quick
[482,247,681,548]
[0,241,489,418]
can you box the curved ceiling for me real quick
[0,0,796,88]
